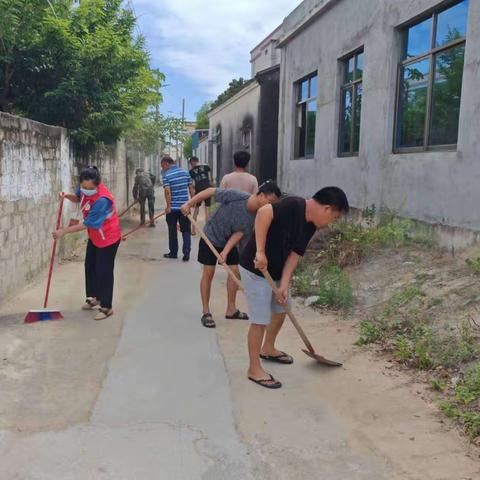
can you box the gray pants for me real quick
[239,266,291,326]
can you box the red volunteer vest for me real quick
[80,183,121,248]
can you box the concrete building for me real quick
[276,0,480,246]
[208,26,283,185]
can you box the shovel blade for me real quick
[302,349,343,367]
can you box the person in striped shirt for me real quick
[161,156,195,261]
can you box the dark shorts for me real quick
[197,238,239,266]
[195,186,211,207]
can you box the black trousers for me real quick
[139,192,155,224]
[166,211,191,257]
[85,239,120,309]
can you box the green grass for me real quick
[466,257,480,275]
[438,363,480,439]
[293,265,353,309]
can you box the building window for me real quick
[241,128,252,150]
[338,49,363,156]
[395,0,469,151]
[294,73,317,158]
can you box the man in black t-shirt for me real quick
[189,156,212,234]
[239,187,349,389]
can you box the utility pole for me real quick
[181,98,185,167]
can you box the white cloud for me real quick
[132,0,300,97]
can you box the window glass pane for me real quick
[405,17,433,58]
[296,104,307,157]
[340,88,353,153]
[436,0,469,47]
[345,57,354,83]
[299,80,309,102]
[397,58,430,148]
[305,101,317,156]
[355,52,364,80]
[309,75,318,99]
[429,44,465,145]
[353,84,363,153]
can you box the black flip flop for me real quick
[225,309,249,320]
[248,374,282,389]
[201,313,216,329]
[260,351,294,365]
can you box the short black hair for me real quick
[161,155,174,165]
[79,166,101,185]
[313,187,349,213]
[136,168,144,174]
[189,156,199,163]
[233,150,250,168]
[257,180,281,198]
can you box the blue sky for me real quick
[131,0,301,120]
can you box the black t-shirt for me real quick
[240,196,316,281]
[190,165,211,191]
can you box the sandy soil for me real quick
[212,268,480,479]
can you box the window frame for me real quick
[293,71,318,160]
[338,47,364,157]
[393,0,468,154]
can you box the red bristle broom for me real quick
[24,196,65,323]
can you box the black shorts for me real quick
[195,186,211,207]
[197,238,239,266]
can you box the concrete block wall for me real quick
[0,112,130,302]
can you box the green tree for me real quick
[183,135,193,158]
[195,101,212,129]
[211,78,247,109]
[0,0,161,145]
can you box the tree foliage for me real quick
[211,78,247,110]
[126,113,186,157]
[195,101,211,129]
[0,0,161,145]
[183,135,193,159]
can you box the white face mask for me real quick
[81,188,97,197]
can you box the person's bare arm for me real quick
[188,184,195,199]
[164,186,171,213]
[181,188,216,215]
[53,223,87,239]
[59,192,80,203]
[219,232,244,262]
[276,252,301,304]
[253,204,274,271]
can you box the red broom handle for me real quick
[121,211,166,241]
[118,200,138,218]
[43,197,64,308]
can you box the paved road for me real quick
[0,222,254,479]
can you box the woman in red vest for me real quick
[53,166,122,320]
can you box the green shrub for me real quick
[314,266,353,308]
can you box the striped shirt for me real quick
[163,165,192,210]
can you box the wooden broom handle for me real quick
[188,212,315,353]
[187,214,244,291]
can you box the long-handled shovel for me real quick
[121,210,166,241]
[187,214,342,366]
[24,198,65,323]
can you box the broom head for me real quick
[24,309,64,324]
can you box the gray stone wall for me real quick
[0,112,130,301]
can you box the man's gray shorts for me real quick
[239,266,291,326]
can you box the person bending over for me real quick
[239,187,349,389]
[181,182,281,328]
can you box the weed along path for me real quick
[0,214,479,479]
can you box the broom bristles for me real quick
[24,310,64,324]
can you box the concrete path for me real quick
[0,221,254,479]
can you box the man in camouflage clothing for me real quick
[133,168,156,227]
